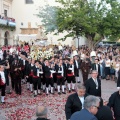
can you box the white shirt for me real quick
[0,71,6,84]
[96,64,98,72]
[92,77,98,89]
[58,65,64,76]
[105,59,111,67]
[23,60,25,65]
[79,96,84,109]
[75,60,78,68]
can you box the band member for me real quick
[26,59,35,92]
[53,58,58,91]
[32,61,41,97]
[0,64,7,103]
[25,57,32,90]
[44,61,55,95]
[9,53,17,90]
[63,58,69,83]
[67,59,75,92]
[11,58,22,95]
[81,58,91,84]
[19,54,28,83]
[4,60,11,94]
[74,55,81,83]
[39,58,46,92]
[56,59,66,94]
[39,63,44,91]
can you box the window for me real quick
[4,10,7,17]
[25,0,34,4]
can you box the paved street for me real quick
[0,72,118,120]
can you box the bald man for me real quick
[36,106,49,120]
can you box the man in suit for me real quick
[107,87,120,120]
[19,54,28,83]
[70,95,100,120]
[96,98,113,120]
[11,58,22,95]
[117,70,120,87]
[91,59,101,78]
[65,84,88,120]
[36,106,49,120]
[85,70,101,97]
[74,55,81,83]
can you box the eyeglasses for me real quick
[93,106,99,109]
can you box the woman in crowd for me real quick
[110,57,116,81]
[105,55,111,80]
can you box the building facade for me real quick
[0,0,84,46]
[0,0,16,46]
[11,0,76,46]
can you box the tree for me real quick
[37,5,58,33]
[38,0,120,49]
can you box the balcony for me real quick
[0,19,7,25]
[0,17,16,30]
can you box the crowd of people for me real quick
[0,43,120,120]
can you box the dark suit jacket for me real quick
[56,64,66,77]
[91,63,101,77]
[96,106,113,120]
[32,66,39,77]
[44,66,52,78]
[26,64,34,76]
[74,60,80,69]
[117,70,120,87]
[70,109,98,120]
[85,77,101,97]
[107,91,120,117]
[74,60,80,76]
[65,93,88,119]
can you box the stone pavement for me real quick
[0,72,117,120]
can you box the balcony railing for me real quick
[0,19,7,25]
[0,17,16,29]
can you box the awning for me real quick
[18,34,37,42]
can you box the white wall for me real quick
[0,0,15,45]
[75,36,87,48]
[11,0,87,46]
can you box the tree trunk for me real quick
[87,36,94,50]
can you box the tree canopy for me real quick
[38,0,120,48]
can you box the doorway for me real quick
[4,31,9,45]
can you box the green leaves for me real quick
[37,0,120,45]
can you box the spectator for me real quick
[36,106,49,120]
[85,70,101,97]
[107,86,120,120]
[70,95,100,120]
[96,98,113,120]
[65,84,88,120]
